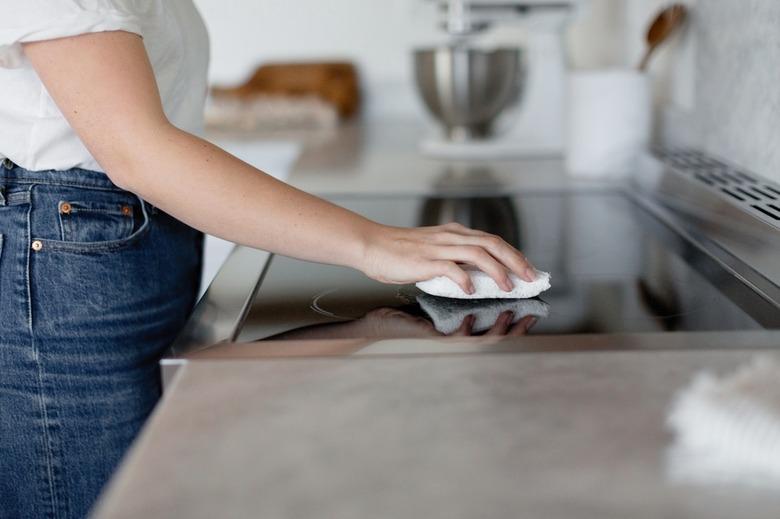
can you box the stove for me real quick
[170,149,780,362]
[236,189,774,343]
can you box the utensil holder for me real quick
[565,69,652,178]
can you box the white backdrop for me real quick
[192,0,692,120]
[193,0,439,119]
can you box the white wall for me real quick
[193,0,640,120]
[622,0,780,182]
[193,0,440,119]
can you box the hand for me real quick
[359,222,535,294]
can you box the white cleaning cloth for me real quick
[666,355,780,488]
[417,294,549,335]
[416,267,551,300]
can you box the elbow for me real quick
[104,166,136,193]
[96,121,177,194]
[103,160,149,195]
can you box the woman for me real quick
[0,1,535,517]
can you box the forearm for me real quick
[114,124,376,270]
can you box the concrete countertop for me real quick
[94,350,780,518]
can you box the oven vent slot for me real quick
[753,205,780,221]
[655,148,780,230]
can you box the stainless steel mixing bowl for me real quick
[414,46,524,141]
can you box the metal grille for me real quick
[656,148,780,227]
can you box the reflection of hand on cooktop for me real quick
[416,295,550,335]
[266,305,540,341]
[356,307,539,338]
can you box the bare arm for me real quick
[23,31,535,292]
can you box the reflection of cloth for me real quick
[417,294,550,334]
[667,356,780,488]
[416,267,551,299]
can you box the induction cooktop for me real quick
[237,190,777,342]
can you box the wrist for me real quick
[352,219,390,278]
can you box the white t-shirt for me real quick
[0,0,209,172]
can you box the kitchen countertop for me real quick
[208,120,614,196]
[94,121,780,518]
[94,349,780,519]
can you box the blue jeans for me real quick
[0,162,202,518]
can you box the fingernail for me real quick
[503,278,513,292]
[525,268,537,282]
[504,311,515,322]
[526,316,538,331]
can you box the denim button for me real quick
[2,158,13,169]
[31,240,43,252]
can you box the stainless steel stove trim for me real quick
[634,152,780,301]
[163,246,274,386]
[630,189,780,325]
[167,247,274,358]
[655,148,780,229]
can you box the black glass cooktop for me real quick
[238,191,773,342]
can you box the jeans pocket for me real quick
[58,199,136,243]
[36,189,151,254]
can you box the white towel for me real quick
[417,294,550,335]
[416,267,551,300]
[666,355,780,488]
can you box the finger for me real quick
[434,260,474,295]
[439,223,508,242]
[439,222,472,234]
[468,235,535,282]
[523,315,538,332]
[435,245,513,292]
[432,231,535,283]
[450,314,475,337]
[424,224,486,244]
[507,315,538,337]
[439,222,495,238]
[485,310,514,336]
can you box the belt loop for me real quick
[1,158,13,206]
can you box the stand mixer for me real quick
[415,0,580,159]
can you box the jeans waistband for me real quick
[1,159,121,191]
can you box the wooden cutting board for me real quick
[211,61,361,119]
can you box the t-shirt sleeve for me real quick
[0,0,145,68]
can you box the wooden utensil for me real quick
[638,4,688,71]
